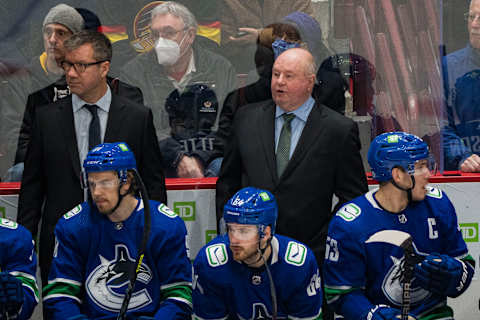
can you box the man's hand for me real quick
[460,154,480,172]
[176,155,204,178]
[414,253,468,297]
[228,27,260,44]
[0,272,23,317]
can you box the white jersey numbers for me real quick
[325,236,339,262]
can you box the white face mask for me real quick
[155,37,180,66]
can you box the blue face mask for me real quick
[272,39,301,59]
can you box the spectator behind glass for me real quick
[442,0,480,172]
[161,84,219,178]
[318,53,402,137]
[0,3,83,180]
[121,1,236,178]
[219,0,313,73]
[4,7,144,182]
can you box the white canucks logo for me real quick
[86,244,153,311]
[382,254,431,305]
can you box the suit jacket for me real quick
[216,99,368,264]
[18,94,167,283]
[14,76,144,164]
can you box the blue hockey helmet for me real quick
[368,132,429,182]
[223,187,277,238]
[83,142,137,183]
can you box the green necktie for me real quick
[276,113,296,177]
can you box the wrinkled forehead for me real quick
[43,22,72,34]
[151,12,184,30]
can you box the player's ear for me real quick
[391,167,403,184]
[264,226,272,240]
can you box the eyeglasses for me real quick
[61,60,108,73]
[464,12,480,22]
[151,27,187,40]
[87,178,119,191]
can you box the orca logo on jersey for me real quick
[86,244,153,312]
[382,254,430,306]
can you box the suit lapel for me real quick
[104,95,126,141]
[259,101,278,183]
[58,97,81,179]
[280,103,327,179]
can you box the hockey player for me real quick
[323,132,475,320]
[43,142,192,319]
[0,218,38,320]
[192,187,322,319]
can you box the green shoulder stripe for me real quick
[43,279,82,302]
[161,283,192,306]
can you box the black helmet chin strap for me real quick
[391,175,416,204]
[109,186,126,215]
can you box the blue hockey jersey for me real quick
[43,199,192,319]
[192,234,322,320]
[0,218,38,320]
[323,187,472,320]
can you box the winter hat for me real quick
[75,8,102,31]
[282,11,329,62]
[43,4,84,33]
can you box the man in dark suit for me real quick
[18,30,167,286]
[216,48,368,266]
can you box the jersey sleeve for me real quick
[284,245,322,319]
[42,216,84,319]
[151,212,192,319]
[2,221,39,320]
[192,243,229,320]
[323,216,375,319]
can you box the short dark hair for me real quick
[64,30,112,61]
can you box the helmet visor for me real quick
[227,223,259,242]
[413,157,437,177]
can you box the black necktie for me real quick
[84,104,101,151]
[276,113,296,177]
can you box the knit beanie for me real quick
[43,4,84,33]
[282,11,329,61]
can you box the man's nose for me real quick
[48,32,57,43]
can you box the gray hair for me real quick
[151,2,197,30]
[64,30,112,61]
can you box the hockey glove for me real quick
[366,305,417,320]
[0,272,23,317]
[414,253,472,297]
